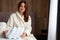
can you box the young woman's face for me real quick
[19,3,25,13]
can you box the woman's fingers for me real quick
[20,33,27,38]
[2,31,8,37]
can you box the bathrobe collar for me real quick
[16,11,25,23]
[16,12,24,19]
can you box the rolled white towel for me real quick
[0,22,6,31]
[0,22,6,27]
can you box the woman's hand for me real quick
[20,32,27,38]
[2,30,8,37]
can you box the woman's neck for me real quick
[20,12,23,17]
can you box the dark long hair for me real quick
[18,1,28,22]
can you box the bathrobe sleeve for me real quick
[6,14,14,30]
[24,16,32,36]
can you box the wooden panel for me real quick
[0,0,21,12]
[32,0,49,35]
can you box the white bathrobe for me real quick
[6,12,37,40]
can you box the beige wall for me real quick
[0,0,49,35]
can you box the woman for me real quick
[3,0,37,40]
